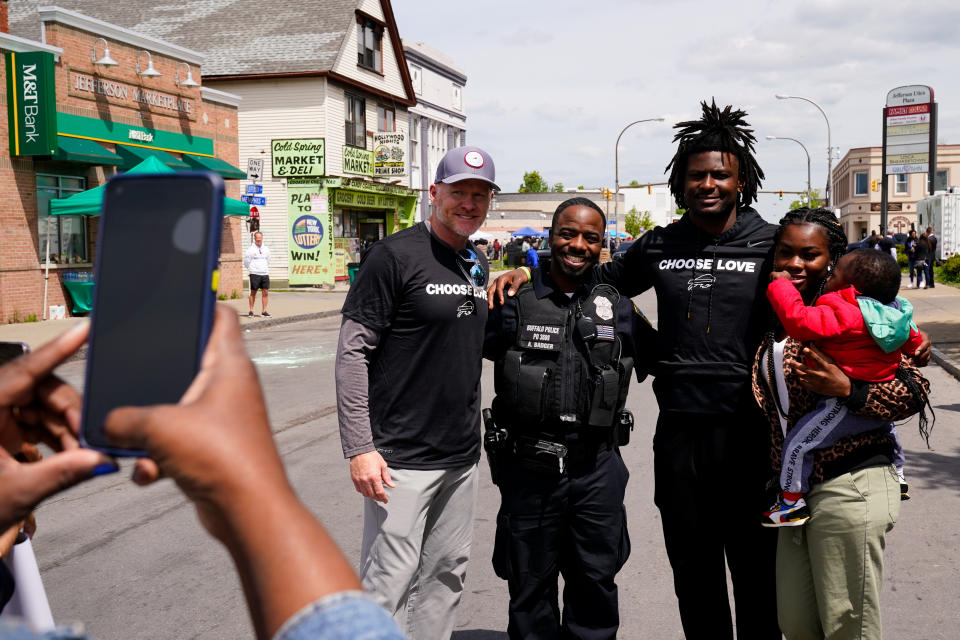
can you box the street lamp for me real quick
[775,94,832,209]
[766,135,812,204]
[615,117,666,243]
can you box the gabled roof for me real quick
[9,1,415,104]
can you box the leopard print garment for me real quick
[751,338,931,484]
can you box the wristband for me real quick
[519,266,531,282]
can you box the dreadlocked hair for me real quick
[666,99,765,209]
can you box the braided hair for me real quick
[774,207,847,274]
[665,99,765,209]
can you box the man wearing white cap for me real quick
[336,146,499,637]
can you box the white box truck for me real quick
[916,189,959,260]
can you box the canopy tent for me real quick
[469,230,494,242]
[607,230,631,239]
[510,226,541,237]
[49,156,249,217]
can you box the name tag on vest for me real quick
[519,323,564,351]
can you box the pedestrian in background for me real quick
[905,229,918,288]
[914,232,932,289]
[926,226,938,287]
[524,242,539,268]
[243,231,271,318]
[336,145,499,639]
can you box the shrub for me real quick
[230,289,242,299]
[936,255,960,284]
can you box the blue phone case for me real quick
[79,171,224,457]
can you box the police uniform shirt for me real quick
[483,267,652,399]
[341,222,488,470]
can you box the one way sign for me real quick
[246,158,264,182]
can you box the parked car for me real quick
[612,241,634,259]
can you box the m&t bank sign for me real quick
[5,51,57,156]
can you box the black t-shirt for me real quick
[341,222,488,470]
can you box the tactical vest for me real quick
[492,283,633,434]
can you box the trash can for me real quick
[347,262,360,284]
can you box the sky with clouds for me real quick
[393,0,960,221]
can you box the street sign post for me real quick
[882,85,936,233]
[245,184,263,194]
[246,158,264,182]
[240,195,266,206]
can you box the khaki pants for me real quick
[776,464,900,640]
[360,463,478,640]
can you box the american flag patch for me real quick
[596,325,615,341]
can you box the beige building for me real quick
[833,145,959,241]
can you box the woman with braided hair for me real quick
[753,207,932,639]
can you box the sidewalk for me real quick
[0,285,350,356]
[900,275,960,381]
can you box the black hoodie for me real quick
[599,207,776,414]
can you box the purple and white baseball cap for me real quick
[434,146,500,191]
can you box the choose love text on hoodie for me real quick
[598,208,776,414]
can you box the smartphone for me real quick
[0,342,29,364]
[80,172,224,456]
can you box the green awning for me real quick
[181,154,246,179]
[49,156,251,217]
[116,144,190,170]
[53,136,123,165]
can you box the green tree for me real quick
[623,207,655,237]
[552,182,565,192]
[518,171,549,193]
[628,179,640,187]
[788,189,823,210]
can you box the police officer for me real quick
[483,197,654,639]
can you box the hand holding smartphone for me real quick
[80,172,224,456]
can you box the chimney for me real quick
[0,1,8,34]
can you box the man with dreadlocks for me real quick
[490,100,781,639]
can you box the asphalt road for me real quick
[33,295,960,639]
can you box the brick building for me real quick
[833,144,960,241]
[2,4,244,321]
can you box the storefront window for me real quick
[337,210,359,237]
[36,174,88,264]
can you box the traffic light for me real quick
[602,188,610,200]
[647,184,652,194]
[871,179,878,192]
[778,190,783,200]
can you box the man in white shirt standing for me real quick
[243,232,271,317]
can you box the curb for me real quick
[239,309,343,331]
[64,308,343,364]
[931,346,960,383]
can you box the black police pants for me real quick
[493,447,630,640]
[653,409,781,640]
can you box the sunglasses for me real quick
[457,248,486,288]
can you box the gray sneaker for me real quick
[247,311,254,318]
[261,311,271,317]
